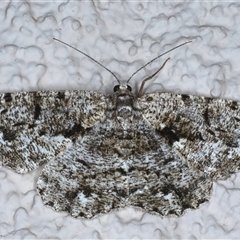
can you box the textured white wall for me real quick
[1,1,240,239]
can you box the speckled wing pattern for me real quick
[1,88,240,219]
[0,90,107,173]
[139,93,240,180]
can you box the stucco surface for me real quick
[1,1,240,239]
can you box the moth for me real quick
[1,38,240,219]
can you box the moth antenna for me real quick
[127,40,192,84]
[53,37,120,84]
[138,58,170,97]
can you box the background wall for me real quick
[1,1,240,239]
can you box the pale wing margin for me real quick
[0,90,107,174]
[139,92,240,180]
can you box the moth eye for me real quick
[127,85,132,92]
[113,85,120,92]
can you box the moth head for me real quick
[113,84,132,93]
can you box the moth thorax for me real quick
[117,105,133,119]
[116,95,133,106]
[116,95,133,118]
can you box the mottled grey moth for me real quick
[1,39,239,219]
